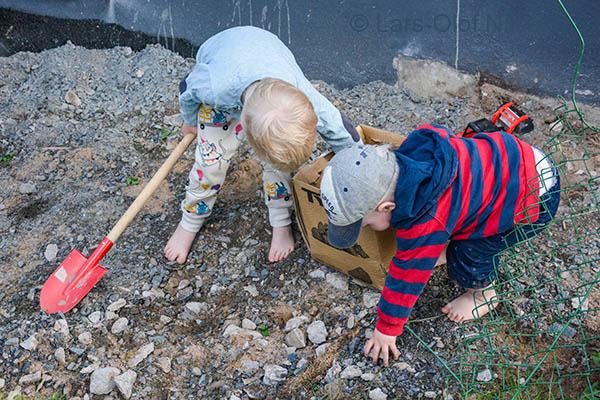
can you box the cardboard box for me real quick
[292,125,406,290]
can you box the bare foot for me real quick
[441,285,497,323]
[269,225,294,262]
[164,223,197,264]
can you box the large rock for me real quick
[18,371,42,384]
[44,243,59,262]
[326,272,349,291]
[127,342,154,368]
[369,388,388,400]
[307,320,328,344]
[284,316,305,332]
[263,365,287,386]
[89,367,120,395]
[362,291,380,309]
[111,317,128,334]
[107,298,126,312]
[393,55,478,100]
[114,370,137,399]
[284,328,306,348]
[20,335,38,351]
[341,365,362,379]
[185,301,208,315]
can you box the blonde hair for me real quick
[241,78,317,172]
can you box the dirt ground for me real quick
[0,43,599,399]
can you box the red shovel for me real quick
[40,133,196,314]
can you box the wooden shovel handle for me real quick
[106,134,195,243]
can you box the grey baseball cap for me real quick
[320,145,398,249]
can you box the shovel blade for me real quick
[40,248,107,314]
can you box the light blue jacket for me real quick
[179,26,359,153]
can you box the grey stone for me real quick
[78,331,93,345]
[284,328,306,348]
[105,310,118,320]
[142,288,165,299]
[425,391,437,399]
[19,182,36,194]
[0,378,4,389]
[88,311,103,324]
[324,361,341,383]
[114,370,137,399]
[284,317,304,332]
[65,90,82,107]
[393,55,479,100]
[241,318,256,330]
[107,298,126,312]
[361,373,375,381]
[70,346,85,356]
[296,358,309,373]
[177,279,190,290]
[548,322,577,338]
[263,365,287,386]
[369,388,388,400]
[163,113,182,127]
[55,347,66,364]
[54,319,70,337]
[20,335,38,351]
[307,320,328,344]
[341,365,362,379]
[18,371,42,384]
[223,325,262,340]
[476,368,493,382]
[363,291,380,309]
[315,343,331,358]
[89,367,120,395]
[127,342,154,368]
[185,301,208,315]
[309,269,325,279]
[157,357,171,373]
[346,314,355,329]
[44,243,59,262]
[395,362,416,373]
[326,272,349,291]
[111,317,128,334]
[241,360,260,371]
[243,285,259,297]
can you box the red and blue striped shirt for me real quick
[376,124,541,336]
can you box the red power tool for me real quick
[459,102,534,138]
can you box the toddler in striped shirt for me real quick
[320,124,560,366]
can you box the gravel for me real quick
[1,42,598,399]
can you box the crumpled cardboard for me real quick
[292,125,405,289]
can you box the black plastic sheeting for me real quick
[1,0,599,103]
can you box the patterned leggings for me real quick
[180,105,292,232]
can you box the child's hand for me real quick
[181,122,198,136]
[364,328,399,366]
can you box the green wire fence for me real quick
[409,1,600,398]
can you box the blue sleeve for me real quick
[304,86,362,152]
[178,63,213,126]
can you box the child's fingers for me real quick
[391,344,400,361]
[364,340,373,357]
[371,345,381,364]
[381,346,389,366]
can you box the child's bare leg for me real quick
[269,225,295,262]
[262,163,294,263]
[435,243,449,267]
[441,284,497,323]
[164,223,197,264]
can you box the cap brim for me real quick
[327,219,363,249]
